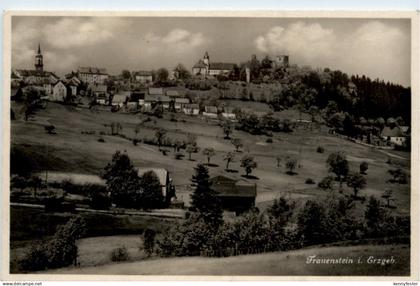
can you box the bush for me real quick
[305,178,315,184]
[19,244,49,272]
[266,138,273,143]
[132,139,139,146]
[98,138,105,143]
[110,246,129,262]
[316,146,325,153]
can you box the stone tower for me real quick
[34,43,43,72]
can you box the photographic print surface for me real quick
[6,13,413,277]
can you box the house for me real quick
[381,126,407,146]
[91,84,108,102]
[130,90,146,106]
[203,105,218,118]
[133,71,153,84]
[148,87,164,96]
[209,175,256,214]
[144,94,171,109]
[192,51,235,77]
[112,92,129,107]
[221,106,236,120]
[174,98,190,110]
[77,67,109,85]
[50,81,67,102]
[183,104,200,115]
[137,168,174,204]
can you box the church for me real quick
[12,44,59,91]
[192,51,236,78]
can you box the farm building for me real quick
[203,106,218,118]
[183,104,200,115]
[137,168,175,204]
[133,71,153,83]
[221,106,236,120]
[112,92,130,107]
[381,126,407,146]
[50,81,67,102]
[148,87,164,96]
[209,175,256,214]
[144,94,172,109]
[174,98,190,110]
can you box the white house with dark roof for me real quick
[50,81,67,102]
[381,126,407,146]
[133,71,153,83]
[183,104,200,115]
[77,67,109,85]
[203,105,218,118]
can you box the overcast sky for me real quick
[11,16,411,86]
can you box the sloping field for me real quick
[44,244,410,276]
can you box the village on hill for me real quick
[9,42,411,275]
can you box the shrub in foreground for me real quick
[110,246,129,262]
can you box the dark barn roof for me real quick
[210,175,256,198]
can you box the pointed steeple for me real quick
[35,43,44,72]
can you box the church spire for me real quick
[35,43,44,72]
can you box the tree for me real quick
[268,197,295,228]
[101,151,142,208]
[223,152,235,170]
[44,125,56,134]
[121,70,131,80]
[143,228,156,257]
[186,144,196,161]
[359,161,369,175]
[387,168,408,184]
[141,170,164,209]
[276,156,281,168]
[30,176,43,199]
[382,189,394,208]
[156,68,169,82]
[202,147,215,165]
[346,172,367,198]
[173,63,191,80]
[134,124,141,139]
[285,157,297,175]
[326,152,349,189]
[222,121,233,139]
[47,216,86,268]
[240,155,257,177]
[155,128,166,150]
[231,138,243,152]
[297,200,328,246]
[364,196,384,237]
[318,176,334,191]
[190,164,223,228]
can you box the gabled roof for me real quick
[112,94,128,103]
[175,98,190,104]
[78,67,108,75]
[205,106,218,114]
[15,69,58,79]
[184,103,199,109]
[90,84,108,93]
[148,87,164,95]
[133,71,153,77]
[137,168,168,186]
[210,175,256,198]
[382,126,404,137]
[193,60,207,69]
[145,94,171,103]
[209,62,235,71]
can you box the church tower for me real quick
[203,51,210,75]
[34,43,43,72]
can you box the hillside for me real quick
[10,101,410,213]
[44,244,410,276]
